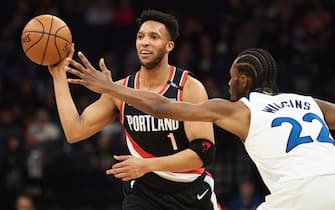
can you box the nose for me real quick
[139,36,150,46]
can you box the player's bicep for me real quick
[78,94,118,138]
[176,76,223,122]
[79,78,125,134]
[184,121,214,142]
[182,76,214,142]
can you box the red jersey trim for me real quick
[119,77,129,124]
[178,71,189,101]
[134,71,140,89]
[124,129,155,158]
[135,66,175,96]
[159,66,175,95]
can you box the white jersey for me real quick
[240,92,335,193]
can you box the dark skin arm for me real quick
[66,53,250,140]
[66,53,223,122]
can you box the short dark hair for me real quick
[235,48,278,93]
[137,9,180,41]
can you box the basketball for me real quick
[21,14,72,66]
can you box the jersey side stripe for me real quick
[178,71,189,101]
[134,71,140,89]
[159,66,176,95]
[125,129,205,182]
[125,129,155,158]
[119,77,130,124]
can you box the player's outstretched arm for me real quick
[66,53,223,122]
[104,81,249,140]
[66,52,250,138]
[109,83,224,122]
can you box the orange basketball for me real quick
[21,14,72,66]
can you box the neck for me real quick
[139,63,171,89]
[254,87,273,94]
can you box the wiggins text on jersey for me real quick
[262,99,311,113]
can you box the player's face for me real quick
[228,64,247,101]
[136,20,174,69]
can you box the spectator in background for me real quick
[26,109,61,144]
[111,0,136,50]
[229,177,262,210]
[112,0,136,27]
[85,0,113,26]
[1,135,26,209]
[15,195,36,210]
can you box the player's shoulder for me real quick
[115,70,139,86]
[183,73,206,92]
[101,77,129,103]
[115,75,132,86]
[115,78,126,86]
[182,73,208,102]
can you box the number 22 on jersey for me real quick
[271,112,335,153]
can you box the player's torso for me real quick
[240,92,335,191]
[120,66,190,158]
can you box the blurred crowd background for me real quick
[1,0,335,209]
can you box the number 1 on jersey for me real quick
[167,132,178,150]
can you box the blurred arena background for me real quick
[1,0,335,209]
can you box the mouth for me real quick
[139,50,153,59]
[140,50,153,55]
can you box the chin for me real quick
[140,62,154,69]
[140,60,161,69]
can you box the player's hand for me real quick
[48,43,75,76]
[66,51,114,94]
[105,155,150,181]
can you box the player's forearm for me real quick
[145,149,203,172]
[52,75,82,143]
[106,82,173,119]
[105,83,214,122]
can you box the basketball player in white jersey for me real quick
[66,48,335,210]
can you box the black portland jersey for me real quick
[120,66,204,184]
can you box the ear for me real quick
[166,41,174,52]
[239,74,252,90]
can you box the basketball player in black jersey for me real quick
[49,9,221,210]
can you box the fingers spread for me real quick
[114,155,132,161]
[78,51,94,70]
[67,78,82,85]
[69,58,86,72]
[99,58,108,72]
[65,66,82,78]
[106,168,132,181]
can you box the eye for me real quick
[137,34,143,39]
[152,34,159,40]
